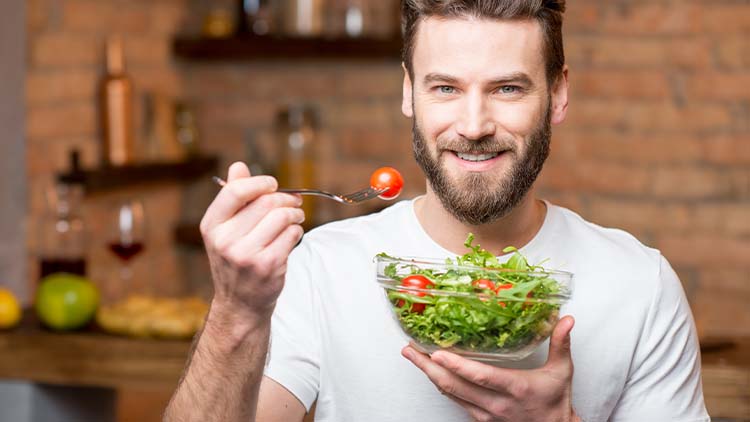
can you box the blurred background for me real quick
[0,0,748,421]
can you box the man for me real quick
[165,1,709,421]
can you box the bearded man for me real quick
[165,1,709,421]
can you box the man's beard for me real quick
[412,101,552,226]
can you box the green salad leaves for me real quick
[379,234,567,353]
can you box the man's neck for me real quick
[414,186,547,256]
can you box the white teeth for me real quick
[456,152,500,162]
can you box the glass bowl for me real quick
[375,255,573,361]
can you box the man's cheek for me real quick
[493,103,543,134]
[419,120,454,143]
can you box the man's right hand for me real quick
[200,161,305,325]
[164,162,305,422]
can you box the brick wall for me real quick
[26,1,749,339]
[23,0,750,421]
[547,1,750,339]
[26,0,191,304]
[180,1,750,340]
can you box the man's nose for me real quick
[455,92,495,140]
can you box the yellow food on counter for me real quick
[96,295,208,339]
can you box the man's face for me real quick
[402,17,567,225]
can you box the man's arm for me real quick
[257,376,307,421]
[163,162,306,421]
[164,305,306,421]
[608,256,709,421]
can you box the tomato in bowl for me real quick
[374,236,573,361]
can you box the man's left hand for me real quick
[402,315,580,422]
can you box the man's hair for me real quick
[401,0,566,87]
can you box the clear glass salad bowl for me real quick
[375,255,573,362]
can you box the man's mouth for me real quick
[455,152,501,162]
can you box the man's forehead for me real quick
[411,16,545,81]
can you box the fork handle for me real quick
[213,177,343,202]
[278,189,342,202]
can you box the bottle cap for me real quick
[105,36,125,74]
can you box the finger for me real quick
[255,224,305,277]
[203,176,278,229]
[402,346,499,411]
[442,392,497,422]
[545,315,575,370]
[213,192,302,242]
[430,350,519,394]
[233,207,305,251]
[227,161,251,182]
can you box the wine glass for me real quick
[108,199,145,290]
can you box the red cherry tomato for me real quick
[523,290,534,308]
[472,278,496,291]
[370,167,404,200]
[472,278,497,303]
[495,283,513,307]
[401,274,434,290]
[396,274,434,313]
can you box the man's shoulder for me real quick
[546,203,663,271]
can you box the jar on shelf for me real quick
[279,0,325,36]
[275,103,319,229]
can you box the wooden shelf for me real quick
[0,314,191,391]
[57,155,219,194]
[695,337,750,419]
[173,34,402,61]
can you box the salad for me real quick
[377,234,571,356]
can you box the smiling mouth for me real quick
[454,151,502,162]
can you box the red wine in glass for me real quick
[40,257,87,278]
[108,242,144,261]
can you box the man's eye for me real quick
[438,86,455,94]
[499,85,520,94]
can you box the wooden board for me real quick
[701,337,750,419]
[1,318,748,419]
[0,315,192,391]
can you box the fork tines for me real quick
[342,187,386,203]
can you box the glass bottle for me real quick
[275,104,319,229]
[99,36,135,167]
[174,101,199,157]
[38,182,87,281]
[281,0,324,36]
[238,0,275,35]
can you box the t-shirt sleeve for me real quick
[263,242,320,412]
[608,255,709,422]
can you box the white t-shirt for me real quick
[265,199,709,422]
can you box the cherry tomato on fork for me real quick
[370,167,404,200]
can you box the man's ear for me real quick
[402,63,414,118]
[550,65,569,125]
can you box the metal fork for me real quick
[212,176,386,204]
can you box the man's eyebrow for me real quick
[422,72,535,87]
[487,72,534,87]
[423,73,460,84]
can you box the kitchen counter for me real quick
[700,337,750,420]
[0,318,748,420]
[0,314,191,391]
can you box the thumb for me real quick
[546,315,574,369]
[227,161,251,182]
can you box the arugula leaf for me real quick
[381,234,563,354]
